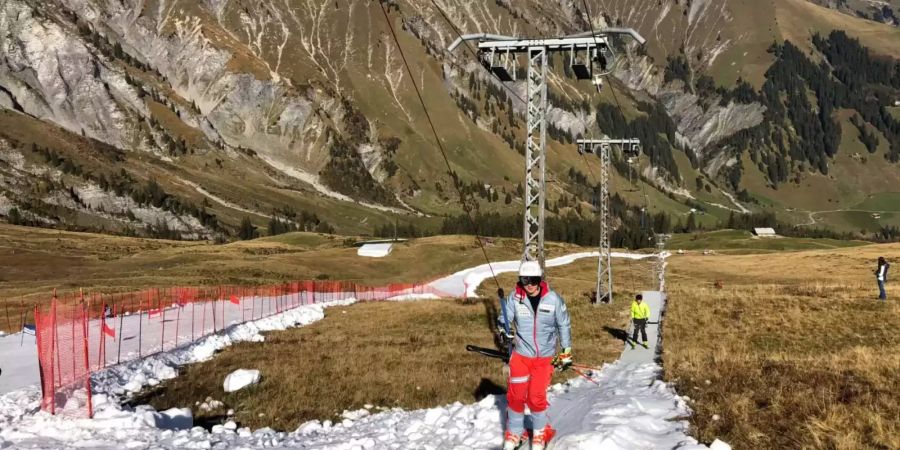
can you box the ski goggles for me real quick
[518,276,542,286]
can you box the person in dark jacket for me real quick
[875,257,889,301]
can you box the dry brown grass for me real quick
[665,243,900,449]
[132,257,654,430]
[3,224,585,332]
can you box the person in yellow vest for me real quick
[631,294,650,349]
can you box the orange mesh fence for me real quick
[34,297,93,418]
[33,279,454,418]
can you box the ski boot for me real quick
[503,430,528,450]
[531,425,556,450]
[641,340,649,349]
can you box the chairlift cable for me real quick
[579,0,653,244]
[377,1,501,292]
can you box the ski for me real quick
[466,344,509,363]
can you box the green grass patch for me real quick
[852,193,900,212]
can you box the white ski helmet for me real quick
[518,261,543,277]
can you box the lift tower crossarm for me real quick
[446,29,645,270]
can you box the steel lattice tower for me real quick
[578,138,641,304]
[448,30,645,269]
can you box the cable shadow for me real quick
[482,298,505,351]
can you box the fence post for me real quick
[97,303,104,369]
[175,301,181,348]
[50,300,58,415]
[190,297,195,342]
[80,302,93,418]
[71,302,77,379]
[160,296,166,353]
[212,293,217,333]
[34,306,45,411]
[117,301,124,365]
[138,293,144,358]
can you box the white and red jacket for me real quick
[500,281,572,358]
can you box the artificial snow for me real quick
[0,330,39,393]
[357,242,393,257]
[427,251,659,298]
[223,369,261,393]
[710,439,733,450]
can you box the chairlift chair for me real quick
[570,45,592,80]
[482,48,515,82]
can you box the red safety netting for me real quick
[34,300,93,418]
[34,279,452,418]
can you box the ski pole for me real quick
[498,288,511,357]
[570,363,603,372]
[571,367,600,386]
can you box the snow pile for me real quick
[223,369,261,393]
[198,397,224,412]
[143,407,193,430]
[357,243,393,257]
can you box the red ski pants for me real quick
[506,352,554,414]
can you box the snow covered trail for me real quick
[547,291,704,449]
[427,251,655,298]
[0,331,38,395]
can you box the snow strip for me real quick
[427,251,657,298]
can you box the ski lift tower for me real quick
[577,138,642,304]
[652,233,671,292]
[448,28,646,269]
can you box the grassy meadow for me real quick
[0,223,555,332]
[6,221,900,448]
[665,242,900,449]
[132,256,655,430]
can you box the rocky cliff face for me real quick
[1,1,148,152]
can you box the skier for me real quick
[499,261,572,450]
[631,294,650,348]
[875,256,890,301]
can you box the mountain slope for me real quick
[0,0,898,239]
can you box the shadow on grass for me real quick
[603,326,638,346]
[481,298,507,352]
[473,377,510,434]
[473,377,506,401]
